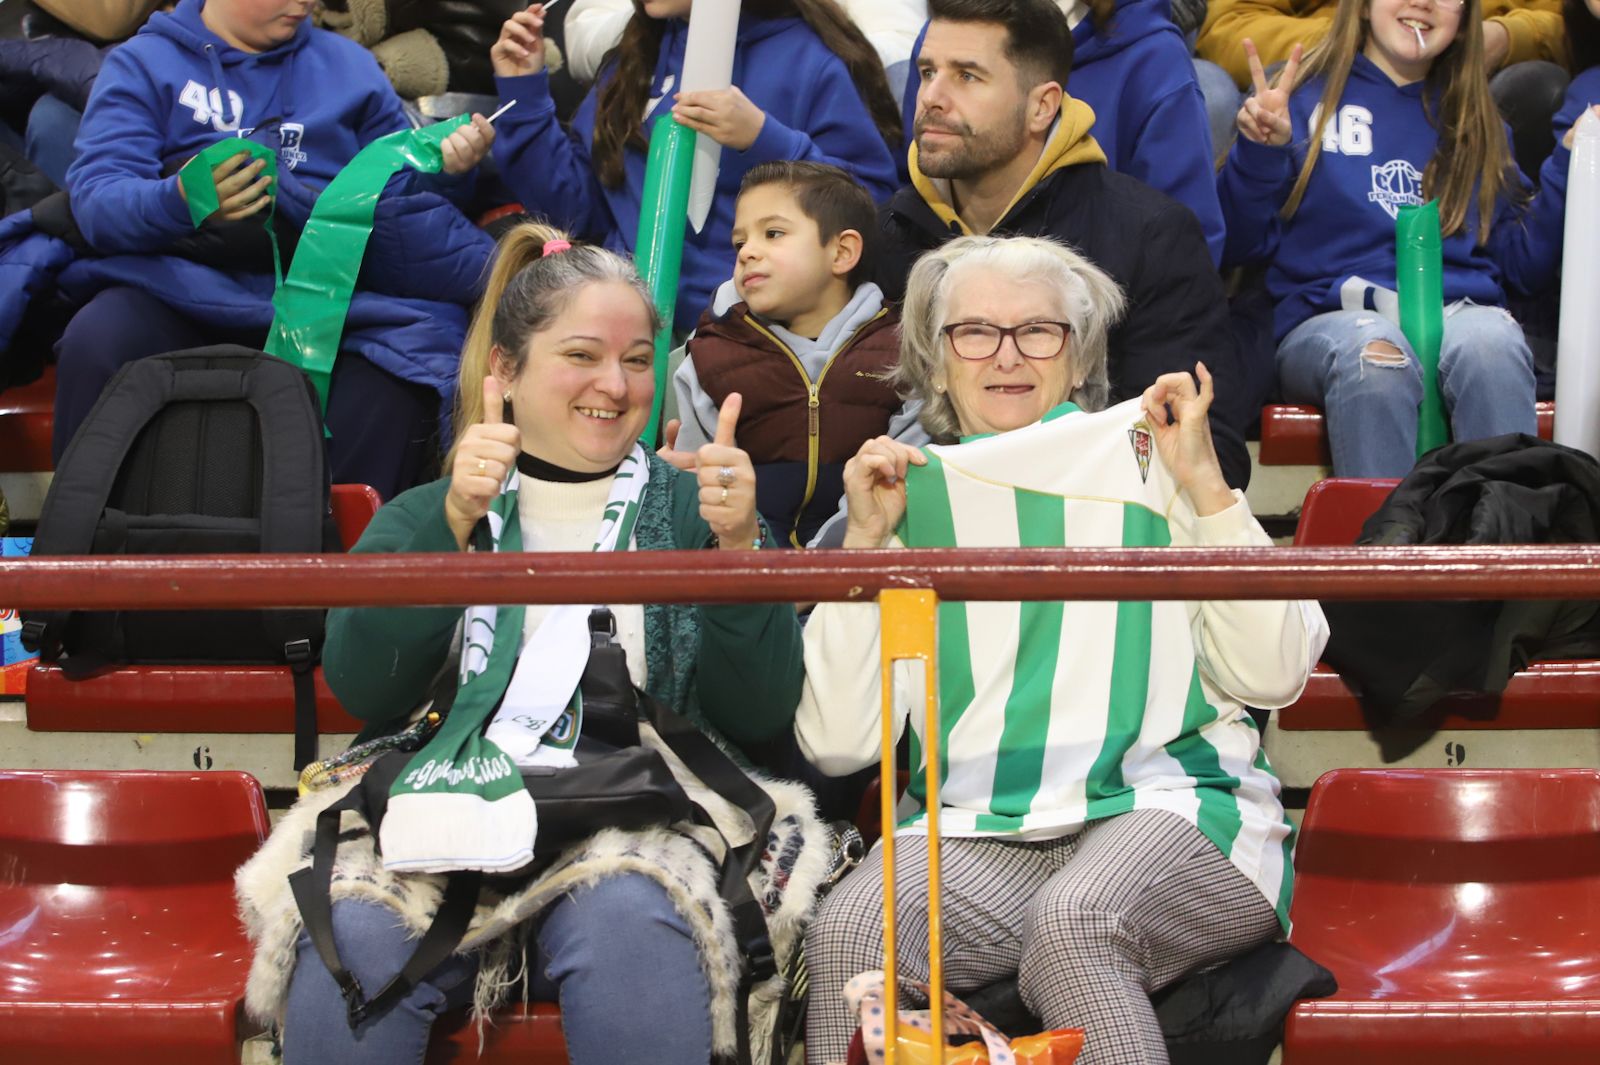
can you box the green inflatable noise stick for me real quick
[176,118,470,425]
[1396,201,1448,457]
[635,116,695,447]
[263,115,470,418]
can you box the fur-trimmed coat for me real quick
[236,767,831,1059]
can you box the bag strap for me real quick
[289,785,482,1029]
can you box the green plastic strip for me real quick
[263,114,470,417]
[1397,201,1448,457]
[178,138,282,286]
[635,117,695,446]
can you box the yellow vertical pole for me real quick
[878,588,942,1065]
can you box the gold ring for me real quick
[719,486,729,506]
[476,458,488,473]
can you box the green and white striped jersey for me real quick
[797,399,1327,928]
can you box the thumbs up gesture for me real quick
[445,376,524,549]
[689,393,763,551]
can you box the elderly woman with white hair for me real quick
[797,234,1328,1065]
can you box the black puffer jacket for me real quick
[1322,434,1600,723]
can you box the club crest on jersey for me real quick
[1368,159,1424,220]
[1128,422,1153,483]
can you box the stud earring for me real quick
[503,392,513,405]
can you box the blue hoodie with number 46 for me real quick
[1217,52,1571,342]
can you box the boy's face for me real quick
[731,184,843,327]
[208,0,314,52]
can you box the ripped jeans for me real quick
[1277,305,1536,478]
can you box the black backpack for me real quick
[22,345,340,768]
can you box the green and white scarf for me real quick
[378,447,650,874]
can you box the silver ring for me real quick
[719,486,729,506]
[717,465,736,487]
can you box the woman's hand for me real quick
[671,87,767,152]
[1140,363,1234,517]
[491,4,548,78]
[1564,104,1600,150]
[688,393,762,550]
[1236,39,1300,148]
[445,377,523,549]
[176,150,272,222]
[841,436,927,549]
[441,114,495,174]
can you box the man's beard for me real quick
[914,102,1030,180]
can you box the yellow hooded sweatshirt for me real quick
[908,94,1108,236]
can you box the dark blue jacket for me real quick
[1555,67,1600,140]
[1217,53,1569,341]
[899,0,1225,265]
[60,0,492,397]
[493,14,898,330]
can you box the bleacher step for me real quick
[0,700,351,789]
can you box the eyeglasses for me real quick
[941,320,1072,361]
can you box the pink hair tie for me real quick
[542,238,572,256]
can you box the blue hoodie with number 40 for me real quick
[61,0,494,398]
[1217,52,1571,343]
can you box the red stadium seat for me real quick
[428,1002,570,1063]
[1285,768,1600,1063]
[1258,401,1554,466]
[23,484,381,734]
[1267,479,1600,786]
[0,367,55,474]
[0,769,271,1065]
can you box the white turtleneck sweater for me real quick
[514,473,648,690]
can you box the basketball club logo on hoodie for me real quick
[1368,159,1424,220]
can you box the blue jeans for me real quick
[1193,58,1241,159]
[282,873,713,1065]
[25,94,82,189]
[1277,306,1537,477]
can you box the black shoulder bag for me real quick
[289,609,778,1063]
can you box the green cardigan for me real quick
[324,452,804,755]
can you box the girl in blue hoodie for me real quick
[1218,0,1582,478]
[489,0,900,331]
[57,0,496,499]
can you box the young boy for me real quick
[671,161,916,548]
[53,0,496,499]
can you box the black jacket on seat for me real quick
[1322,434,1600,724]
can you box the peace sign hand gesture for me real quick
[1237,39,1302,148]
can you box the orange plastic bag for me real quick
[842,971,1084,1065]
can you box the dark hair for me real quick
[591,0,902,189]
[738,161,877,287]
[926,0,1075,89]
[1568,0,1600,74]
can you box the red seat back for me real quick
[1290,768,1600,1002]
[331,483,382,549]
[1293,478,1399,546]
[0,770,270,1064]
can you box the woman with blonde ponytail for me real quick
[1218,0,1580,478]
[241,223,822,1065]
